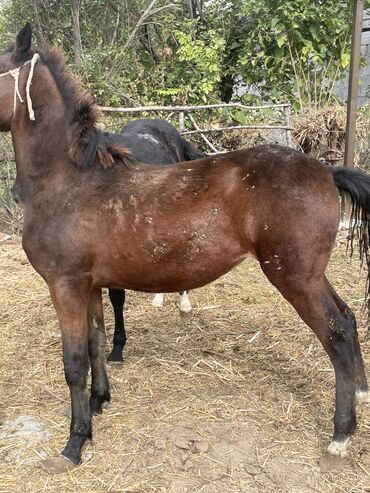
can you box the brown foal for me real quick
[1,24,370,472]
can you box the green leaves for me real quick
[232,110,246,125]
[173,23,226,103]
[309,23,319,40]
[0,0,357,109]
[276,34,287,48]
[211,0,354,109]
[340,52,351,69]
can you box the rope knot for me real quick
[0,53,40,121]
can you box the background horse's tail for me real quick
[331,166,370,332]
[181,138,208,161]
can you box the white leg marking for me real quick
[179,292,192,313]
[152,293,165,308]
[327,437,350,458]
[356,390,370,406]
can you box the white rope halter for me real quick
[0,53,40,121]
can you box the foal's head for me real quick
[0,24,34,131]
[0,24,132,170]
[0,23,80,132]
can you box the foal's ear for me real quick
[14,23,32,59]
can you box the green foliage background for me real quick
[1,0,369,109]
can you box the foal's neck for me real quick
[11,64,71,201]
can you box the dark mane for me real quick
[35,46,81,111]
[34,46,132,170]
[68,95,133,170]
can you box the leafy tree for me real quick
[206,0,367,109]
[0,0,369,109]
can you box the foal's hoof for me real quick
[40,455,77,474]
[319,452,347,473]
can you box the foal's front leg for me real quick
[41,276,92,473]
[89,288,110,414]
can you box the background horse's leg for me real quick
[261,265,356,459]
[41,276,91,472]
[152,293,165,308]
[88,288,110,414]
[107,288,126,363]
[325,277,369,405]
[178,291,192,316]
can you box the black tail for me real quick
[181,138,207,161]
[331,166,370,333]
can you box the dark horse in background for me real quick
[1,24,370,473]
[106,119,206,363]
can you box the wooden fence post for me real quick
[284,105,292,147]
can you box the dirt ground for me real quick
[1,233,370,492]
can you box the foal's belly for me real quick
[95,253,248,292]
[92,223,248,292]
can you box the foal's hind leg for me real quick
[325,278,369,405]
[261,265,356,458]
[88,289,110,415]
[107,288,126,363]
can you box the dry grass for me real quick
[1,235,370,492]
[292,105,370,167]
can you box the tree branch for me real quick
[70,0,83,67]
[124,1,178,50]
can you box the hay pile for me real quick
[1,235,370,492]
[293,105,370,167]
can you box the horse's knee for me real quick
[63,350,89,387]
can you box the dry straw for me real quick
[1,234,370,492]
[293,104,370,168]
